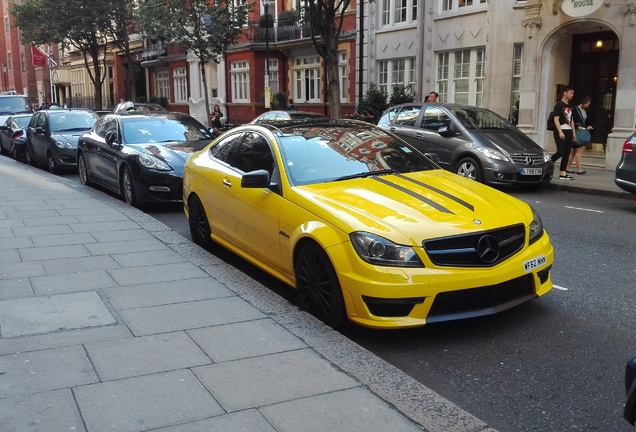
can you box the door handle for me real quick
[222,179,232,188]
[96,147,101,153]
[415,133,424,138]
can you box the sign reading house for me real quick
[561,0,604,17]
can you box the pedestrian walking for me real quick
[427,91,439,103]
[550,84,575,180]
[566,96,593,175]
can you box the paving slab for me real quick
[90,228,158,243]
[0,345,98,398]
[107,261,210,285]
[85,331,211,381]
[260,386,422,432]
[0,291,117,337]
[19,244,92,261]
[74,369,224,432]
[42,254,121,275]
[70,220,142,233]
[192,348,359,412]
[187,318,307,362]
[111,249,188,267]
[86,238,168,255]
[118,297,265,336]
[0,389,86,432]
[0,277,33,301]
[30,270,118,295]
[12,224,74,237]
[153,410,277,432]
[31,232,97,247]
[0,260,46,279]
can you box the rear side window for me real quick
[422,106,451,131]
[395,106,422,126]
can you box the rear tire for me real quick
[455,157,482,182]
[295,242,347,329]
[188,194,214,250]
[25,146,38,167]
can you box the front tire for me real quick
[77,153,92,186]
[295,243,346,329]
[47,151,60,174]
[188,195,214,250]
[121,166,138,207]
[455,157,482,182]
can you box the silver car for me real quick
[378,103,554,189]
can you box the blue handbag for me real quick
[576,128,591,144]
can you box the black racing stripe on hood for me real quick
[372,176,454,214]
[396,174,475,212]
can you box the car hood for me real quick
[470,130,544,154]
[131,140,211,168]
[52,132,87,146]
[292,170,532,245]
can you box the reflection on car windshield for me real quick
[49,112,97,132]
[449,107,513,131]
[122,117,210,144]
[277,125,437,186]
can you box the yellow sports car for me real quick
[183,120,553,329]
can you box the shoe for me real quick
[566,170,576,174]
[558,175,574,180]
[577,171,586,174]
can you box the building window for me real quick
[173,67,187,102]
[510,43,523,124]
[21,53,26,72]
[231,60,250,102]
[377,58,416,97]
[268,59,278,94]
[380,0,417,26]
[442,0,486,12]
[155,70,169,100]
[7,52,12,72]
[436,48,485,105]
[339,52,348,102]
[293,55,321,103]
[4,16,8,34]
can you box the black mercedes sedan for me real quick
[0,113,33,161]
[77,112,213,207]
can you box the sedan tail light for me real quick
[10,130,24,139]
[623,140,634,154]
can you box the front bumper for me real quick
[482,159,554,186]
[133,170,184,204]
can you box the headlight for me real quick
[138,154,171,171]
[528,207,544,245]
[55,140,72,149]
[350,232,423,267]
[543,150,551,163]
[475,146,510,162]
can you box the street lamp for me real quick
[262,0,272,109]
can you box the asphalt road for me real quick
[42,170,636,431]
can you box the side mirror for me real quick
[437,126,456,137]
[0,125,8,131]
[424,152,441,165]
[105,131,116,146]
[241,169,270,188]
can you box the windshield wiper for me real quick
[55,127,91,133]
[335,169,398,182]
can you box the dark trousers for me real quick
[551,129,574,172]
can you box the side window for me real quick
[209,132,244,166]
[102,119,119,141]
[35,113,47,129]
[394,106,422,126]
[92,118,107,137]
[421,106,451,131]
[233,132,275,175]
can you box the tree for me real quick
[11,0,115,109]
[303,0,351,119]
[137,0,249,126]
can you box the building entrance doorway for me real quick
[569,31,619,146]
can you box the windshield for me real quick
[277,123,438,186]
[0,97,32,115]
[14,116,32,128]
[49,111,98,132]
[122,116,212,144]
[449,107,513,131]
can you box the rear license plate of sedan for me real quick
[523,254,546,272]
[520,168,542,175]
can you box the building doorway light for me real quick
[595,39,604,49]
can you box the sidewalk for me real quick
[542,164,636,200]
[0,155,498,432]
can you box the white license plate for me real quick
[520,168,543,175]
[523,254,547,272]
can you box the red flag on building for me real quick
[31,45,47,68]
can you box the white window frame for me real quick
[441,0,486,12]
[173,67,187,103]
[231,60,250,102]
[155,70,169,100]
[510,43,523,122]
[268,59,278,94]
[380,0,417,27]
[377,58,416,96]
[339,52,348,102]
[293,55,321,103]
[436,49,485,105]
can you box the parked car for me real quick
[113,101,168,114]
[183,120,554,329]
[77,112,213,207]
[0,94,34,125]
[0,113,33,162]
[377,103,554,189]
[614,131,636,194]
[625,356,636,425]
[24,108,99,174]
[249,110,328,124]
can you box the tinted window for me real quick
[422,107,451,131]
[13,116,32,128]
[121,116,211,144]
[395,106,422,126]
[49,111,97,132]
[209,132,244,165]
[232,132,275,175]
[0,96,32,115]
[449,107,513,131]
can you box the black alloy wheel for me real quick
[77,153,91,186]
[188,195,213,250]
[25,147,37,167]
[121,166,138,207]
[295,243,346,329]
[455,157,482,182]
[47,151,60,175]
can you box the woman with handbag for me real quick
[566,96,593,175]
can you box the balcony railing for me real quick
[246,20,315,43]
[141,41,167,61]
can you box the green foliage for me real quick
[278,9,299,26]
[350,83,389,124]
[389,85,415,106]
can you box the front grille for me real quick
[510,154,544,165]
[423,224,525,267]
[428,274,534,318]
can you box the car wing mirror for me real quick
[424,152,441,164]
[105,131,117,147]
[437,126,456,137]
[0,125,8,131]
[241,169,270,188]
